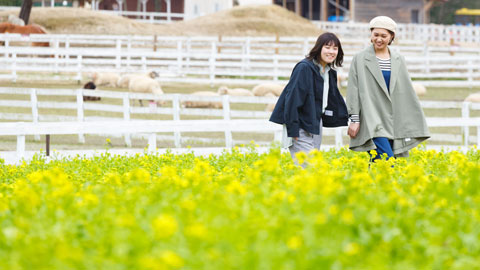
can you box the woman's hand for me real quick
[293,137,298,141]
[347,123,360,138]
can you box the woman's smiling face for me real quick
[371,28,392,50]
[319,41,338,66]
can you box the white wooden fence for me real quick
[1,34,480,86]
[1,117,479,161]
[1,87,479,149]
[315,21,480,44]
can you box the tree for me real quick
[423,0,449,23]
[429,0,480,25]
[19,0,32,25]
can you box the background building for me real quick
[272,0,427,23]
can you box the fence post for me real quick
[462,101,470,146]
[222,95,232,148]
[116,39,122,69]
[424,43,430,74]
[76,55,82,81]
[302,39,309,56]
[12,53,17,82]
[335,128,343,147]
[173,94,181,148]
[30,89,40,141]
[127,35,132,69]
[65,36,70,61]
[273,54,279,81]
[209,42,216,85]
[54,40,59,73]
[148,133,156,152]
[141,56,147,71]
[123,93,132,147]
[153,34,157,52]
[185,37,191,68]
[244,37,251,71]
[177,40,183,73]
[17,134,25,160]
[76,89,85,143]
[477,126,480,147]
[467,59,473,88]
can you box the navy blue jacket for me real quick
[269,58,348,138]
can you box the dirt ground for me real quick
[0,5,321,36]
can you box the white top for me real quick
[314,59,331,113]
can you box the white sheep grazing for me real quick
[128,77,164,106]
[252,83,285,97]
[182,91,223,109]
[117,71,158,89]
[92,72,120,87]
[8,14,24,26]
[217,86,254,96]
[264,93,277,112]
[412,82,427,96]
[465,92,480,102]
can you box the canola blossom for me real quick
[0,146,479,269]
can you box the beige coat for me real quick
[346,45,430,155]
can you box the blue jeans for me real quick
[370,137,394,162]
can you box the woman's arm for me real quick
[283,63,309,138]
[346,56,361,138]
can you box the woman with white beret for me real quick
[346,16,430,161]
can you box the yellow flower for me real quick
[343,242,360,255]
[287,236,303,250]
[315,213,327,225]
[185,223,208,239]
[160,250,184,269]
[295,151,308,165]
[152,214,178,239]
[328,205,339,216]
[341,209,355,225]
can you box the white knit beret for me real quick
[369,16,397,34]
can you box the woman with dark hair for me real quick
[269,32,348,161]
[346,16,429,161]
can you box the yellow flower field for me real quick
[0,146,479,269]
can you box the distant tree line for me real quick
[430,0,480,24]
[0,0,22,6]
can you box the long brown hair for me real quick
[306,32,343,68]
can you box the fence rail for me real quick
[1,34,480,86]
[1,87,479,150]
[314,21,480,43]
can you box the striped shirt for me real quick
[376,57,391,71]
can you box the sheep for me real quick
[128,76,164,106]
[412,82,427,96]
[252,83,285,97]
[465,92,480,103]
[117,71,158,89]
[217,85,253,96]
[92,72,120,87]
[7,14,24,26]
[264,93,277,112]
[182,91,223,109]
[82,81,101,101]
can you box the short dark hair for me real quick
[306,32,343,68]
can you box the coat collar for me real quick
[300,58,335,80]
[364,45,400,101]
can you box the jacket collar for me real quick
[364,45,400,101]
[301,58,335,81]
[301,58,321,77]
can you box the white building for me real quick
[184,0,233,19]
